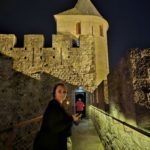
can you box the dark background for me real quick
[0,0,150,71]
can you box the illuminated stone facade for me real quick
[90,106,150,150]
[0,0,109,93]
[0,1,109,149]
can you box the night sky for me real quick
[0,0,150,71]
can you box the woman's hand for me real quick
[72,113,82,122]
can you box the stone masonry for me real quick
[107,48,150,129]
[0,34,96,92]
[90,106,150,150]
[0,52,92,149]
[0,0,109,149]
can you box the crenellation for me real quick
[0,33,98,91]
[79,35,94,48]
[0,34,17,49]
[24,34,44,48]
[0,1,109,93]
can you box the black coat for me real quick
[33,99,73,150]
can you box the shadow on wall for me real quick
[92,48,150,130]
[107,49,150,129]
[0,53,77,150]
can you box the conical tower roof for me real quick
[57,0,102,17]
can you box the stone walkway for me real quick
[71,118,104,150]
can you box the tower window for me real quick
[76,22,81,34]
[99,25,104,37]
[72,39,80,47]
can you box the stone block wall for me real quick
[89,106,150,150]
[0,53,84,149]
[0,34,96,92]
[107,48,150,128]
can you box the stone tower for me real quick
[0,0,109,92]
[54,0,109,86]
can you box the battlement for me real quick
[24,35,44,48]
[0,33,97,92]
[0,34,16,49]
[0,34,46,49]
[0,34,95,50]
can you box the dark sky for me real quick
[0,0,150,71]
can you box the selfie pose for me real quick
[33,83,81,150]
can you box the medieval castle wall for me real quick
[0,34,96,92]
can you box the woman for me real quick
[75,98,85,118]
[33,83,81,150]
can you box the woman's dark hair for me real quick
[52,83,67,99]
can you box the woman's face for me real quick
[55,85,67,103]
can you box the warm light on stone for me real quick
[0,0,109,92]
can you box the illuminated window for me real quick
[76,22,81,34]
